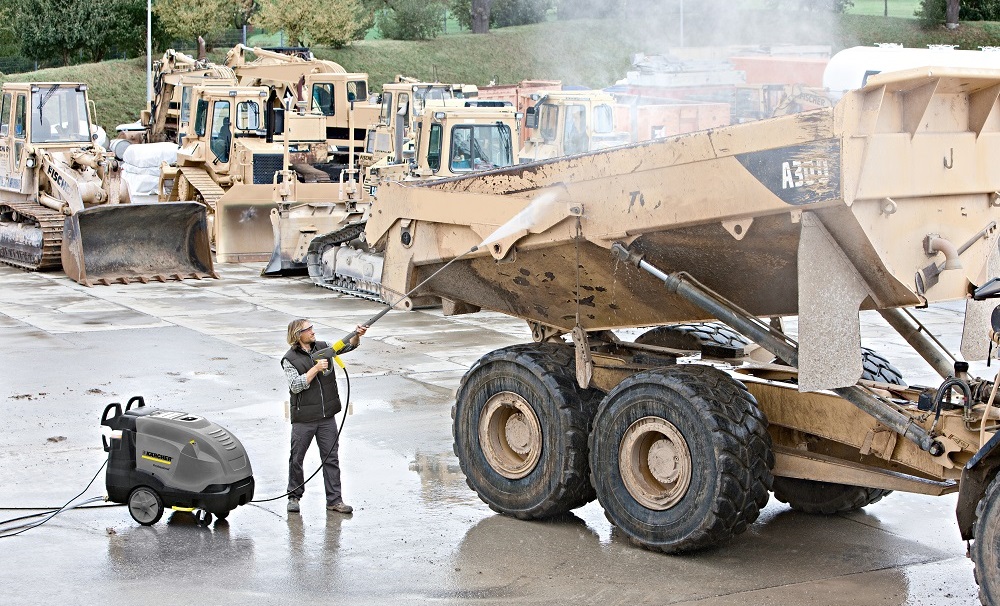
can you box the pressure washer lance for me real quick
[310,244,481,373]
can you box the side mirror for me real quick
[525,106,538,130]
[272,107,285,135]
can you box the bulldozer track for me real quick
[306,222,389,303]
[0,200,64,272]
[174,167,225,212]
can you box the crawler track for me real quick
[0,200,64,272]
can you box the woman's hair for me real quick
[287,318,310,345]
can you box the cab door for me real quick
[0,90,13,190]
[9,91,27,192]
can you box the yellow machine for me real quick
[0,82,213,285]
[520,89,630,161]
[303,102,522,301]
[160,83,364,264]
[363,67,1000,603]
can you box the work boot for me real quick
[327,501,353,514]
[287,497,300,513]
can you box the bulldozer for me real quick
[519,89,631,161]
[262,78,480,277]
[158,82,367,264]
[0,82,213,286]
[359,67,1000,603]
[303,102,522,301]
[358,77,480,173]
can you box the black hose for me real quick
[931,376,973,429]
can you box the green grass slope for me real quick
[6,12,1000,133]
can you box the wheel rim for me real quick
[619,416,692,510]
[479,391,543,479]
[129,488,160,524]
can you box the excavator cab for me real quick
[0,82,214,285]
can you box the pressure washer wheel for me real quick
[195,510,213,526]
[128,486,164,526]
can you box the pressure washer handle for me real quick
[310,346,344,376]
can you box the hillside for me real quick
[4,12,1000,133]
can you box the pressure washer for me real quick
[101,396,255,526]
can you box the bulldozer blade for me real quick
[215,185,277,264]
[261,207,299,276]
[61,202,216,286]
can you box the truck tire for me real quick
[772,348,903,514]
[772,477,889,514]
[634,322,749,351]
[589,364,773,553]
[972,473,1000,605]
[453,343,601,519]
[860,347,906,386]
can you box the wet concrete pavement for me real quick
[0,263,986,605]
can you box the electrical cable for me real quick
[0,459,109,538]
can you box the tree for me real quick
[947,0,960,27]
[450,0,550,29]
[255,0,367,47]
[917,0,1000,27]
[375,0,446,40]
[15,0,92,65]
[154,0,237,49]
[471,0,493,33]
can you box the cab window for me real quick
[593,104,614,134]
[30,86,91,144]
[427,123,442,171]
[180,87,193,124]
[194,99,208,137]
[236,100,261,131]
[538,103,558,142]
[450,124,512,172]
[209,101,231,163]
[0,93,10,137]
[347,80,367,103]
[379,92,393,124]
[396,93,410,130]
[311,83,335,116]
[563,104,587,155]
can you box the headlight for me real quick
[25,156,36,168]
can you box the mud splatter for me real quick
[513,276,530,286]
[577,296,596,308]
[519,268,531,276]
[87,388,106,395]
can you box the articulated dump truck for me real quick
[367,67,1000,603]
[0,83,213,286]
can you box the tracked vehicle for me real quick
[0,82,213,285]
[364,67,1000,603]
[304,102,521,301]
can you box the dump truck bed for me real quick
[368,67,1000,390]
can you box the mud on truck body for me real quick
[363,67,1000,603]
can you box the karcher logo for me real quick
[141,451,173,465]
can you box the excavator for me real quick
[0,82,213,286]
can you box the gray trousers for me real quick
[287,415,342,504]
